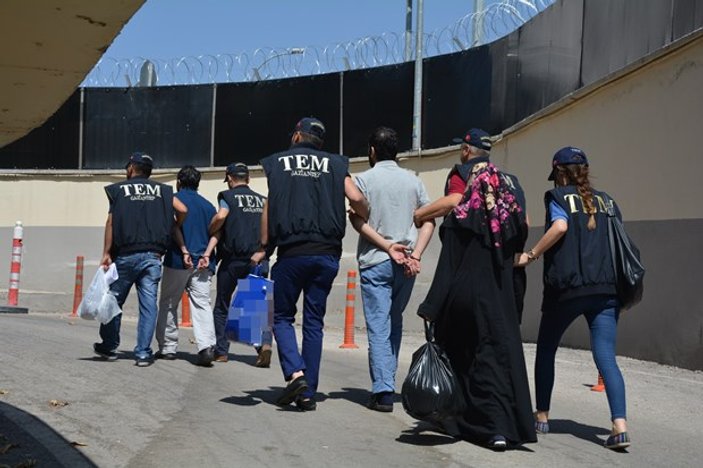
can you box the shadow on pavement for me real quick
[395,421,460,446]
[324,387,369,407]
[0,401,97,468]
[226,351,259,367]
[220,388,300,412]
[548,418,610,447]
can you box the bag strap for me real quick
[424,320,434,342]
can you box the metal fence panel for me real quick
[673,0,703,41]
[342,63,413,157]
[581,0,674,86]
[0,90,80,169]
[422,45,493,149]
[83,86,213,169]
[515,0,584,121]
[214,73,340,166]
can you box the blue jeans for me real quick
[271,255,339,399]
[535,295,626,420]
[360,260,415,394]
[98,252,162,359]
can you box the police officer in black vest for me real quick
[94,152,188,366]
[208,163,270,365]
[516,146,631,450]
[253,117,368,411]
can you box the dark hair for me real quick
[554,164,597,230]
[177,165,201,190]
[369,127,398,161]
[130,162,152,178]
[296,131,324,149]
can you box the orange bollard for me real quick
[7,221,23,306]
[180,291,192,327]
[591,372,606,392]
[339,270,359,349]
[71,256,84,317]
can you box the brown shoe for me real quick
[213,354,228,363]
[255,345,272,368]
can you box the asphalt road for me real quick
[1,313,701,468]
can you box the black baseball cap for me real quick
[293,117,326,140]
[223,162,249,182]
[548,146,589,180]
[451,128,492,151]
[125,152,154,169]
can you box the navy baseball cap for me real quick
[548,146,589,180]
[223,162,249,182]
[125,152,153,169]
[293,117,326,140]
[452,128,492,151]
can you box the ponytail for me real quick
[554,164,597,230]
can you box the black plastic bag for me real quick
[401,322,466,422]
[606,203,645,310]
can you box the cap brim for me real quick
[451,137,464,145]
[547,169,556,181]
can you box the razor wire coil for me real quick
[83,0,554,87]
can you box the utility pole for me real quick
[404,0,413,62]
[411,0,424,151]
[473,0,485,46]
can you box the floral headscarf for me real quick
[452,162,524,262]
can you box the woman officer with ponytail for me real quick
[517,147,631,450]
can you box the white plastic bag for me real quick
[78,264,122,324]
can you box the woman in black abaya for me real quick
[418,161,537,450]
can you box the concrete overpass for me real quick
[0,0,143,147]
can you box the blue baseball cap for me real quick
[223,162,249,182]
[452,128,492,151]
[293,117,326,140]
[549,146,589,180]
[125,152,153,169]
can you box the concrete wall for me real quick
[2,34,702,369]
[492,33,703,370]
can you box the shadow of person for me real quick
[219,395,261,407]
[174,351,199,366]
[226,351,258,367]
[395,421,460,447]
[548,418,612,447]
[324,387,370,407]
[220,388,302,412]
[0,401,98,467]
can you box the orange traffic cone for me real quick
[180,291,192,327]
[591,372,605,392]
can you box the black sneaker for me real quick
[135,355,154,367]
[487,435,507,452]
[295,396,317,412]
[197,346,214,367]
[367,392,394,412]
[93,343,117,361]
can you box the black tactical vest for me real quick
[105,177,174,255]
[542,185,618,310]
[218,185,266,258]
[260,143,348,248]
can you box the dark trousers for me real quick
[213,257,252,356]
[271,255,339,399]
